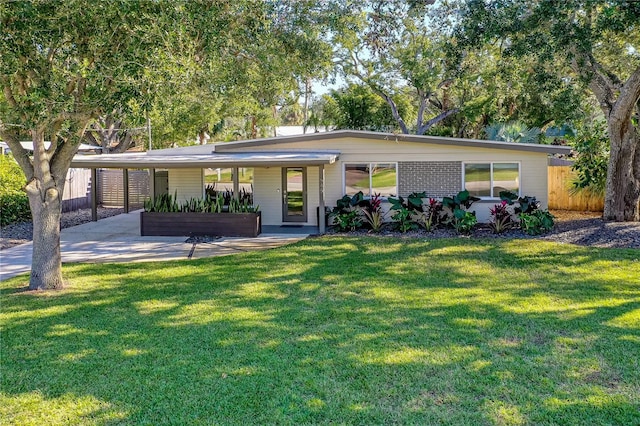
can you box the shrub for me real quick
[0,156,30,226]
[388,192,424,233]
[519,210,555,235]
[330,192,366,232]
[362,193,384,233]
[499,191,555,235]
[442,190,479,234]
[489,200,515,234]
[415,198,444,232]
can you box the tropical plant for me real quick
[484,121,541,144]
[414,198,444,232]
[388,192,425,233]
[519,210,555,236]
[442,190,480,233]
[489,200,515,234]
[362,193,385,233]
[330,192,367,232]
[144,192,180,213]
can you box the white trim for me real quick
[342,162,398,198]
[462,161,521,199]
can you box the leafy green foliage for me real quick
[484,121,542,144]
[389,192,426,233]
[442,190,479,234]
[570,122,609,198]
[144,193,258,214]
[0,156,30,226]
[330,192,367,232]
[414,198,444,232]
[519,210,555,235]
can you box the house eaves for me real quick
[70,151,340,169]
[211,130,572,155]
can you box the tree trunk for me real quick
[28,189,64,290]
[25,130,66,290]
[603,120,640,221]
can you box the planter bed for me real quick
[140,211,261,237]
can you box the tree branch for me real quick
[611,65,640,127]
[417,108,459,135]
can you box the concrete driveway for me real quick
[0,210,311,281]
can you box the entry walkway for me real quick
[0,210,311,281]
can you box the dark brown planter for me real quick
[140,212,261,237]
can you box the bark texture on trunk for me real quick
[28,190,64,290]
[25,130,67,290]
[603,121,640,221]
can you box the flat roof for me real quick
[70,151,340,169]
[212,130,573,155]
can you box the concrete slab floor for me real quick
[0,211,309,281]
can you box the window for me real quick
[464,162,519,198]
[344,163,397,197]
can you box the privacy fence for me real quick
[62,168,150,212]
[547,166,604,212]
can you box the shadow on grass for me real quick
[1,237,639,425]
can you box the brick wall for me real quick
[398,161,462,197]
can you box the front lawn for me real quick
[1,237,639,425]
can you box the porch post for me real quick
[149,168,156,200]
[232,167,239,200]
[91,168,98,221]
[319,164,325,234]
[123,168,129,213]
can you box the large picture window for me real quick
[345,163,397,197]
[464,162,519,198]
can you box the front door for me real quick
[282,167,307,223]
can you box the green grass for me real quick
[355,168,397,189]
[204,168,253,184]
[1,237,639,425]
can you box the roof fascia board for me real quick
[213,130,572,155]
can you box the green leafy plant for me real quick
[452,210,477,234]
[362,193,385,233]
[442,190,480,234]
[144,191,180,212]
[0,156,30,226]
[519,210,555,235]
[569,121,609,198]
[388,192,425,233]
[515,195,540,215]
[414,197,444,232]
[330,192,367,232]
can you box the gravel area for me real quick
[0,207,124,250]
[1,209,639,251]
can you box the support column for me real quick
[123,168,129,213]
[232,167,239,200]
[149,168,156,200]
[91,168,98,222]
[319,164,325,234]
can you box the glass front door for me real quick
[282,167,307,222]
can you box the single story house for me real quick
[71,130,571,233]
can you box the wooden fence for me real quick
[97,169,149,209]
[548,166,604,211]
[62,168,92,212]
[61,168,150,211]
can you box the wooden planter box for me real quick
[140,212,261,237]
